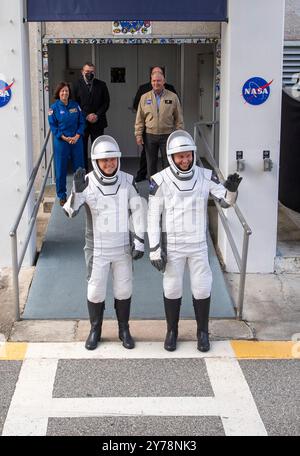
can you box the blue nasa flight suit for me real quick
[48,99,85,200]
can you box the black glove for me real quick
[150,252,167,273]
[132,249,144,260]
[74,167,88,193]
[224,173,242,192]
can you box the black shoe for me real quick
[193,296,211,353]
[135,175,147,183]
[197,330,210,352]
[59,198,66,206]
[85,301,105,350]
[163,296,181,352]
[115,298,135,349]
[85,328,101,350]
[164,329,178,351]
[118,323,135,349]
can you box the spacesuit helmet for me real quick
[91,135,121,184]
[166,130,197,179]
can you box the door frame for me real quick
[42,37,221,163]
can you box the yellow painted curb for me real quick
[0,343,28,360]
[231,341,299,359]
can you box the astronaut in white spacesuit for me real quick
[148,130,242,352]
[64,135,145,350]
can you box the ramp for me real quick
[23,172,235,319]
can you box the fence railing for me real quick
[194,121,252,320]
[9,129,52,321]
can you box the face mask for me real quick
[85,72,95,82]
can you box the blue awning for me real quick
[26,0,227,22]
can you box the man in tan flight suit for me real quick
[135,71,183,177]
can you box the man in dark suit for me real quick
[74,62,110,171]
[133,66,177,182]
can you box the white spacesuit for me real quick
[148,130,242,352]
[64,135,145,350]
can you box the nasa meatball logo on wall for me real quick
[242,77,273,105]
[0,79,14,108]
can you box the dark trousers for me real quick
[136,132,148,180]
[53,137,84,200]
[144,133,169,178]
[83,124,104,172]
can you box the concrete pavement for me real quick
[1,265,300,343]
[0,341,299,436]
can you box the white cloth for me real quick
[64,170,145,303]
[163,243,212,300]
[148,166,237,299]
[148,166,234,250]
[85,246,132,303]
[64,170,145,252]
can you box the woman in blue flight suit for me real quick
[48,81,85,205]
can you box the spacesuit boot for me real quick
[164,297,181,351]
[115,298,135,349]
[85,300,105,350]
[193,296,210,352]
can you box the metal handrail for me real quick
[9,129,53,321]
[194,121,252,320]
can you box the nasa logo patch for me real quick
[149,179,158,195]
[0,80,14,108]
[242,77,273,106]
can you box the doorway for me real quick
[47,42,217,159]
[96,44,180,156]
[27,39,235,320]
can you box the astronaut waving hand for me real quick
[64,135,145,350]
[148,130,242,352]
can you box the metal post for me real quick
[237,231,250,320]
[212,122,215,161]
[10,232,20,321]
[9,129,52,323]
[50,135,55,184]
